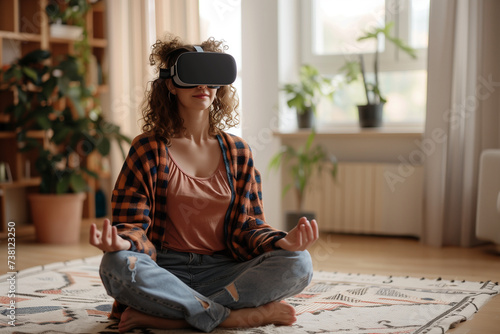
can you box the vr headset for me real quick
[159,46,237,89]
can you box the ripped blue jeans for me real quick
[99,249,313,333]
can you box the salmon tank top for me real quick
[165,149,231,254]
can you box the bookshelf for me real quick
[0,0,110,238]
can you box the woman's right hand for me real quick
[89,218,131,252]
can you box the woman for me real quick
[90,35,318,333]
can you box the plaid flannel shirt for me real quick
[111,131,287,262]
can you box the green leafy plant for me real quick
[268,131,336,211]
[46,0,91,69]
[339,22,417,105]
[45,0,90,26]
[0,49,131,194]
[282,64,335,115]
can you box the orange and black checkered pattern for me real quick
[111,131,287,262]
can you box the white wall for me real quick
[241,0,284,230]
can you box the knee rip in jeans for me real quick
[225,282,239,302]
[195,296,210,309]
[126,256,137,283]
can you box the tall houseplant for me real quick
[269,131,336,229]
[340,22,417,127]
[282,64,335,129]
[0,49,130,243]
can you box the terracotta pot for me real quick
[29,192,86,244]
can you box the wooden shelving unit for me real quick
[0,0,110,238]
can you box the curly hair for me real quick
[141,34,240,145]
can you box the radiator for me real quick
[284,162,423,237]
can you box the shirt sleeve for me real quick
[238,163,287,256]
[111,134,159,260]
[224,133,287,260]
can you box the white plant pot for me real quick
[50,24,83,40]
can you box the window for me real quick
[199,0,242,136]
[302,0,430,126]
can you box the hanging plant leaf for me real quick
[97,137,111,156]
[21,67,39,84]
[52,126,72,144]
[56,174,71,194]
[18,49,51,67]
[3,65,22,82]
[70,172,87,193]
[57,57,82,81]
[16,86,28,104]
[81,167,98,179]
[41,76,58,100]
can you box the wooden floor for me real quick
[1,218,499,333]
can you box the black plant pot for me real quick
[285,211,316,231]
[357,104,384,128]
[297,107,315,129]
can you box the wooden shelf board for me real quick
[0,31,42,42]
[0,130,46,139]
[48,36,79,44]
[0,178,41,190]
[0,131,16,139]
[90,38,107,48]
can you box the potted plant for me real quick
[269,131,336,230]
[46,0,89,40]
[46,0,92,75]
[282,64,335,129]
[340,22,417,127]
[0,49,130,244]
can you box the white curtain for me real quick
[106,0,200,181]
[154,0,200,43]
[422,0,500,247]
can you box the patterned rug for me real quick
[0,255,498,334]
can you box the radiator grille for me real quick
[283,162,423,237]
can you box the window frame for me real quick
[300,0,428,76]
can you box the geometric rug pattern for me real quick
[0,255,498,333]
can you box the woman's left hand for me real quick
[276,217,319,252]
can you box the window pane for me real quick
[312,0,385,55]
[318,70,427,125]
[409,0,430,48]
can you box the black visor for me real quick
[159,48,237,89]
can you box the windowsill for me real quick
[274,125,424,139]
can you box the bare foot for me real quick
[118,307,188,333]
[221,301,297,328]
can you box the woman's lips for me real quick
[193,94,209,99]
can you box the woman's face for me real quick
[168,83,217,112]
